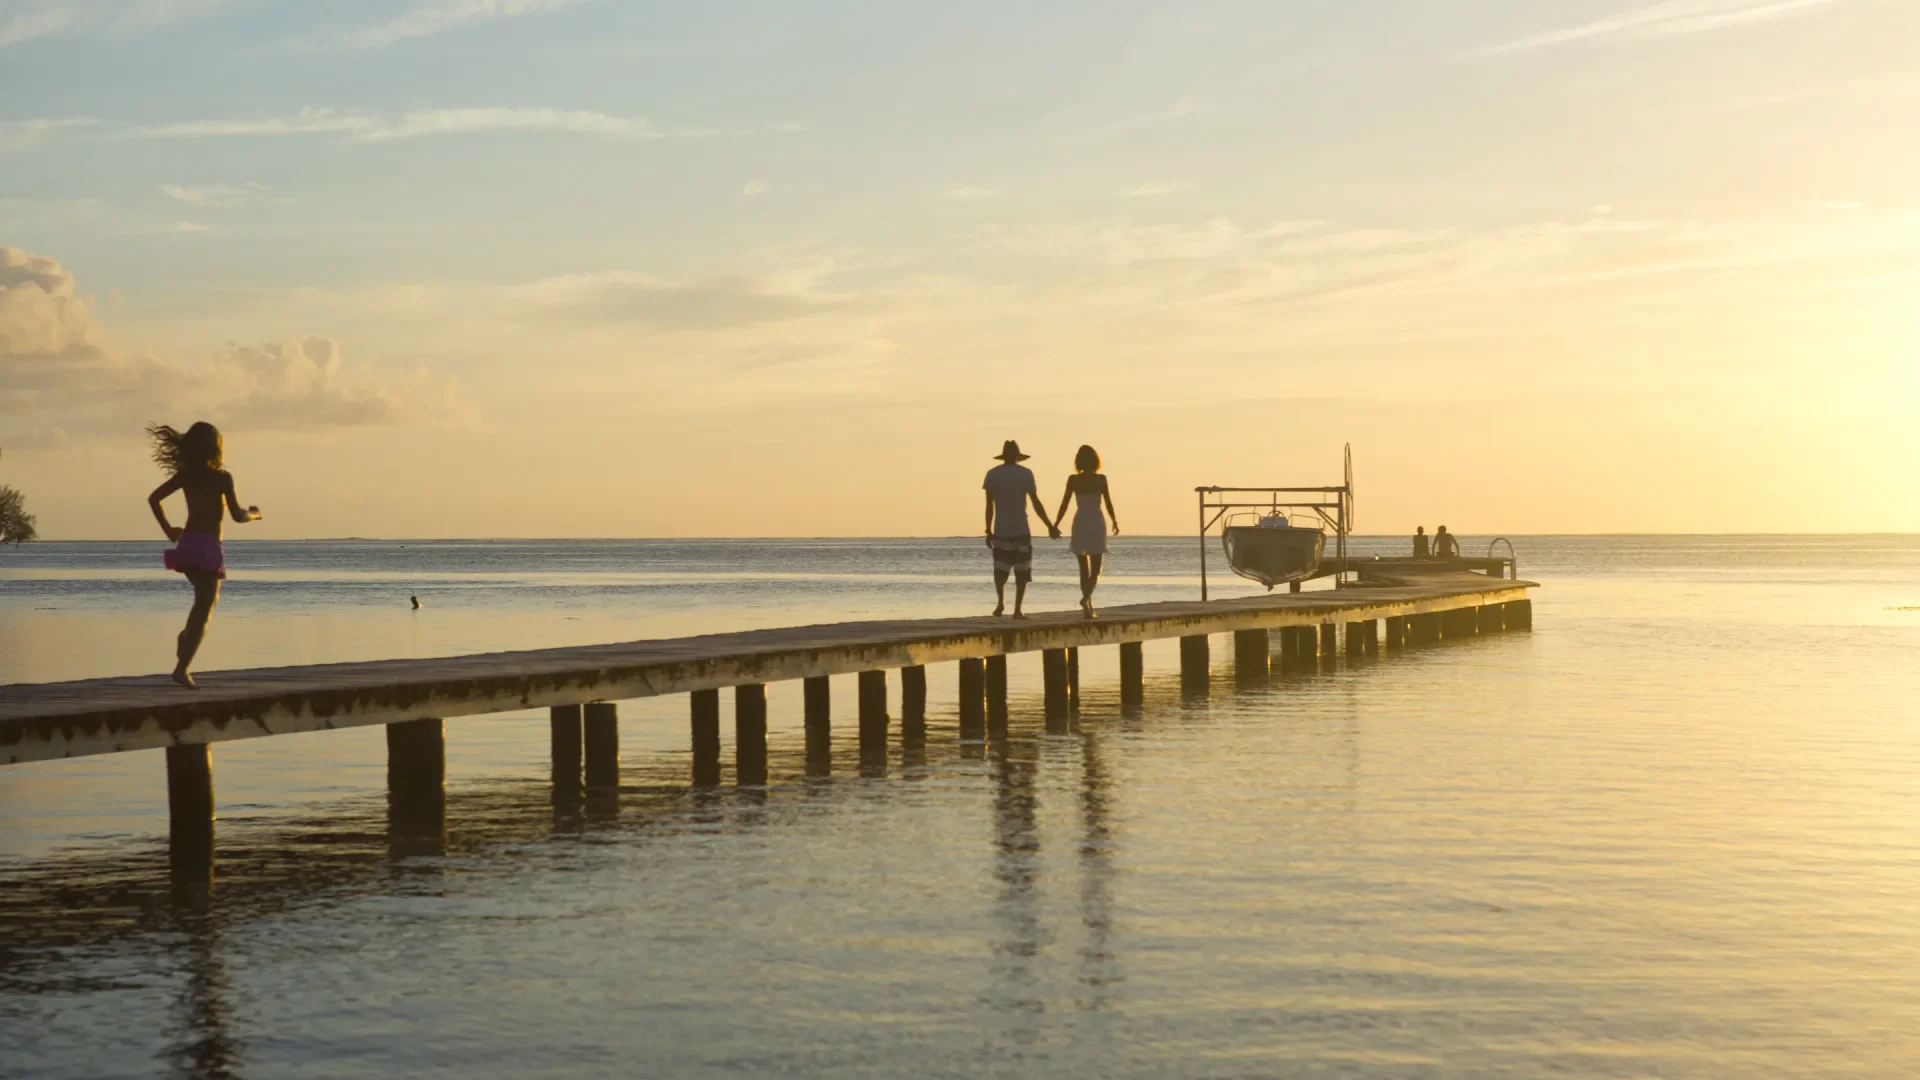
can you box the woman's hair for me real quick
[1075,444,1100,473]
[147,421,223,475]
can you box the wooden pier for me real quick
[1,568,1534,879]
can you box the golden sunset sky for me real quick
[2,0,1916,538]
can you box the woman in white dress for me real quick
[1053,445,1120,618]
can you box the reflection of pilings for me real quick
[986,655,1009,736]
[736,685,768,787]
[1077,726,1118,1005]
[1234,628,1270,686]
[1043,649,1071,731]
[690,689,721,787]
[163,913,244,1079]
[901,665,927,745]
[804,676,831,775]
[549,705,582,802]
[387,718,446,858]
[167,744,215,903]
[988,736,1043,1020]
[1179,635,1209,697]
[958,658,986,738]
[1119,642,1143,711]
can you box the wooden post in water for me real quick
[1477,604,1505,634]
[804,675,831,775]
[690,689,721,787]
[1067,648,1080,709]
[1180,635,1209,697]
[166,743,215,895]
[901,665,927,744]
[387,718,446,855]
[583,702,620,792]
[1234,628,1269,685]
[1345,621,1370,661]
[1319,623,1338,666]
[1507,598,1533,630]
[1384,616,1406,651]
[550,704,582,798]
[858,670,889,754]
[986,655,1009,735]
[958,658,986,737]
[1042,649,1071,730]
[1365,619,1381,656]
[735,685,768,787]
[1119,641,1144,710]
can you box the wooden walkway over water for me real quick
[1,565,1534,884]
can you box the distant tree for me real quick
[0,449,36,545]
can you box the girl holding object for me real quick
[146,422,262,688]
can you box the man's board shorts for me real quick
[991,535,1033,584]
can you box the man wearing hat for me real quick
[983,439,1057,618]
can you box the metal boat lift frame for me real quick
[1194,485,1350,601]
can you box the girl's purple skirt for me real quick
[164,533,226,579]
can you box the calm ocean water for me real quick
[3,535,1919,1078]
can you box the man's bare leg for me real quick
[993,568,1009,616]
[1012,580,1029,618]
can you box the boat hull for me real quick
[1222,526,1325,587]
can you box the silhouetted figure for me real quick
[1053,444,1119,619]
[1412,525,1429,558]
[146,422,262,688]
[983,440,1056,618]
[410,595,421,610]
[1433,525,1460,559]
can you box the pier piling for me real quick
[550,704,582,797]
[804,676,831,775]
[584,702,620,792]
[1180,635,1210,697]
[1319,623,1338,666]
[166,743,215,888]
[986,656,1009,735]
[387,718,446,855]
[901,665,927,743]
[1119,641,1144,709]
[858,670,889,753]
[1043,649,1071,729]
[735,685,768,787]
[1067,647,1080,707]
[691,689,721,787]
[958,658,986,737]
[1508,598,1533,630]
[1478,604,1505,634]
[1234,629,1270,685]
[1384,616,1406,651]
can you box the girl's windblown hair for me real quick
[147,421,223,475]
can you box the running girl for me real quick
[146,422,262,688]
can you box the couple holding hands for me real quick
[983,439,1120,620]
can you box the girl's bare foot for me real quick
[1012,611,1028,619]
[992,604,1005,617]
[171,667,199,689]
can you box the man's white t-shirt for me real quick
[983,462,1037,538]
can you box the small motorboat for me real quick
[1222,513,1325,589]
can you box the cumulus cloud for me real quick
[0,246,470,444]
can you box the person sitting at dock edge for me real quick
[1433,525,1460,559]
[1412,525,1429,558]
[984,439,1056,618]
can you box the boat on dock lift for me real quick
[1196,445,1355,600]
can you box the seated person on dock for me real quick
[1433,525,1460,559]
[1412,526,1429,558]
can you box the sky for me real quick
[1,0,1916,539]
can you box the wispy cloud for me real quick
[741,181,769,197]
[1116,183,1183,199]
[131,106,717,142]
[334,0,595,48]
[0,3,78,49]
[1482,0,1850,54]
[159,181,281,208]
[0,116,98,151]
[0,0,235,49]
[941,186,1000,202]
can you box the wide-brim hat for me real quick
[995,439,1030,462]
